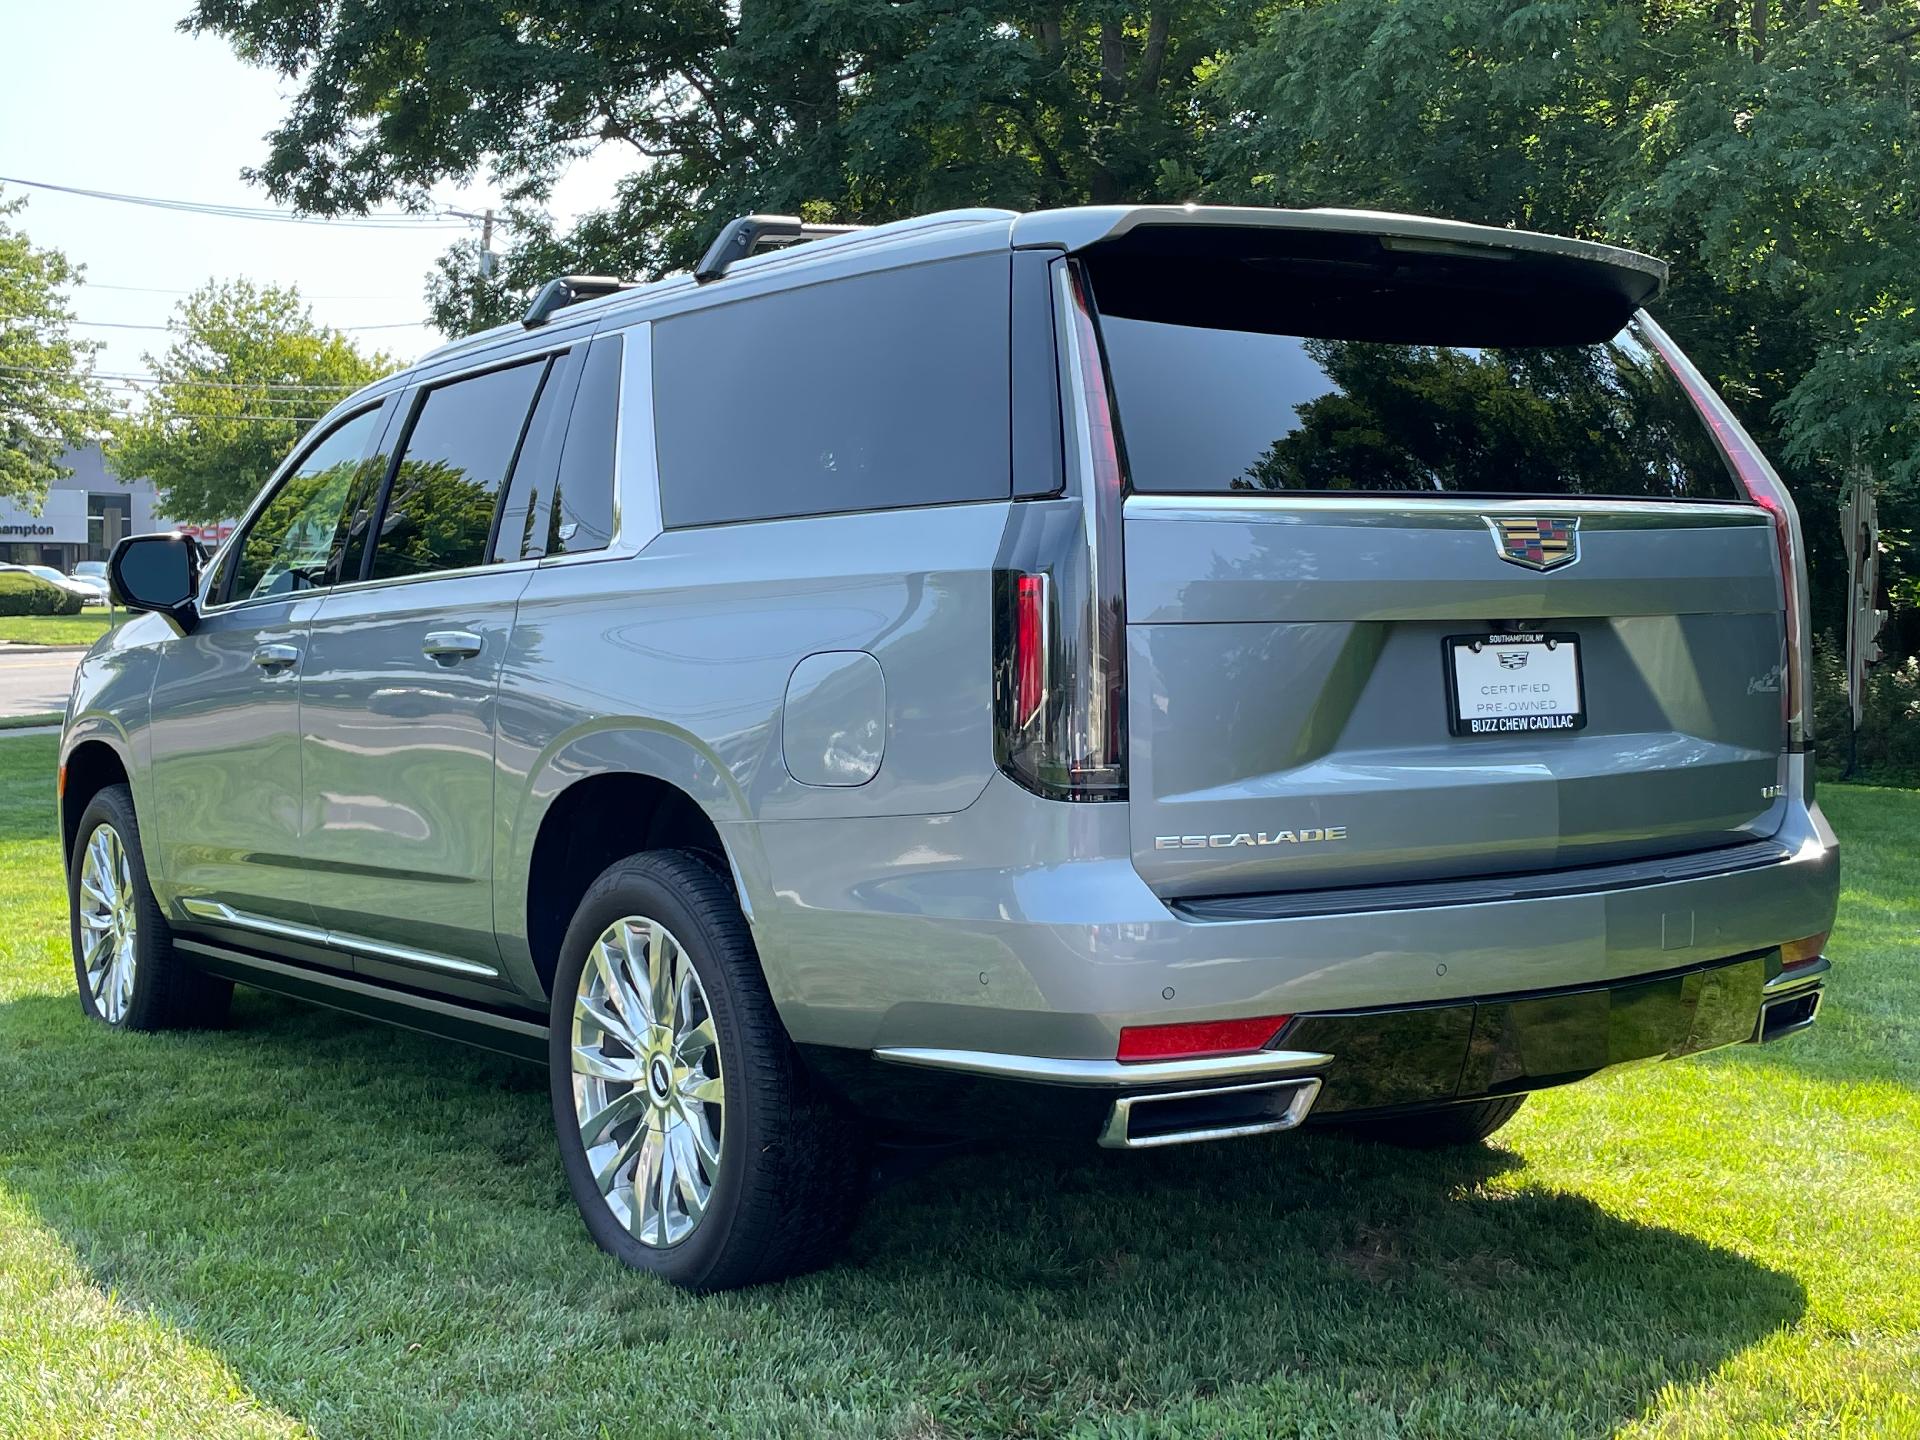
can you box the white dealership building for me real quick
[0,445,234,571]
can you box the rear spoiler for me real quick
[1021,203,1666,311]
[1017,205,1667,344]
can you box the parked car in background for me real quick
[63,565,111,605]
[18,565,102,605]
[61,204,1838,1292]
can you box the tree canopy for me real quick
[186,0,1920,634]
[0,190,108,503]
[109,279,396,522]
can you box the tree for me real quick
[182,1,1260,330]
[1205,0,1920,639]
[0,189,109,502]
[109,280,396,522]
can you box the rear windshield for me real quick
[1096,313,1742,500]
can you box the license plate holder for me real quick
[1445,631,1585,738]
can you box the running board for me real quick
[176,938,548,1062]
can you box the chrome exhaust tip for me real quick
[1754,986,1822,1044]
[1098,1076,1322,1150]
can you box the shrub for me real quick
[0,571,83,616]
[1813,629,1920,783]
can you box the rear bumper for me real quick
[742,766,1840,1060]
[823,949,1825,1147]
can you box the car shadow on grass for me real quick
[0,984,1806,1438]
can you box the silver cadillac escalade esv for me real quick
[62,205,1838,1291]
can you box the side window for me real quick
[493,348,583,564]
[652,255,1011,527]
[225,407,382,603]
[544,335,619,555]
[369,359,547,582]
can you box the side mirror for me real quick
[108,532,202,628]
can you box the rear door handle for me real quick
[422,630,483,661]
[251,643,300,672]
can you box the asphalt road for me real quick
[0,648,82,719]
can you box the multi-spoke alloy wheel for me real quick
[77,822,138,1025]
[570,915,725,1246]
[67,782,230,1032]
[547,849,866,1290]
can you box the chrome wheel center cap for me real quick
[647,1054,673,1105]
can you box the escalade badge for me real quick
[1487,516,1579,571]
[1154,828,1348,850]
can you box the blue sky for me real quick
[0,0,625,401]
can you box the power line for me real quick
[84,281,414,301]
[68,317,428,333]
[0,174,471,230]
[0,362,365,390]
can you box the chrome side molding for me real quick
[177,898,501,979]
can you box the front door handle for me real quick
[422,630,484,662]
[251,643,300,672]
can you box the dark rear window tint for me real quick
[652,256,1010,527]
[546,335,619,554]
[1097,315,1740,501]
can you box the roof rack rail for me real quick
[694,215,866,284]
[522,275,639,329]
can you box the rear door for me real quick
[1081,234,1788,901]
[296,351,575,990]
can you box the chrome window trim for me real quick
[871,1045,1331,1086]
[599,321,660,555]
[1123,494,1773,522]
[178,899,501,979]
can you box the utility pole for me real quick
[444,206,501,333]
[476,208,496,334]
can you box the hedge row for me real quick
[0,572,84,616]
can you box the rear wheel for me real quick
[548,849,865,1291]
[1335,1094,1527,1149]
[68,784,231,1031]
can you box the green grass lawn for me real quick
[0,611,114,647]
[0,735,1913,1439]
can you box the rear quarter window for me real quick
[652,255,1011,527]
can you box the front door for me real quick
[146,403,387,945]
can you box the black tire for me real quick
[68,783,232,1031]
[547,849,866,1291]
[1335,1094,1528,1149]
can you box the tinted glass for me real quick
[494,349,583,562]
[1099,317,1740,500]
[228,407,380,601]
[370,360,547,580]
[653,255,1010,527]
[546,335,619,554]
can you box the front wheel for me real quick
[547,849,866,1291]
[68,783,231,1031]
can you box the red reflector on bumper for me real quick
[1117,1015,1291,1063]
[1781,933,1828,969]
